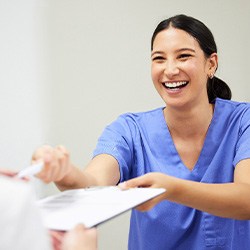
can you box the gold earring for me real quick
[209,72,214,79]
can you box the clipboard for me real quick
[36,186,165,230]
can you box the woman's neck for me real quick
[164,102,214,139]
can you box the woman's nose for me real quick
[163,61,179,78]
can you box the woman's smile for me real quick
[162,81,189,91]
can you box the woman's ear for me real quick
[208,53,218,78]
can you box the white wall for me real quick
[1,0,250,249]
[0,0,48,169]
[0,0,53,196]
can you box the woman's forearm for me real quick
[55,154,120,191]
[166,177,250,220]
[54,164,89,191]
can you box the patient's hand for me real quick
[0,168,29,181]
[0,168,18,178]
[50,225,97,250]
[49,230,65,250]
[62,224,97,250]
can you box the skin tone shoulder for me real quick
[32,26,250,220]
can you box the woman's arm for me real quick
[55,154,120,191]
[32,145,120,191]
[120,159,250,220]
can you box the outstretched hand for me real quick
[119,172,169,211]
[31,145,71,183]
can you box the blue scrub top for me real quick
[93,98,250,250]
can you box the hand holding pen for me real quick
[31,144,72,183]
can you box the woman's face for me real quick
[151,27,217,109]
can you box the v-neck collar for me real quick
[158,99,219,178]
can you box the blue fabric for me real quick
[93,98,250,250]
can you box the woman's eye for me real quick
[178,54,191,60]
[152,56,165,62]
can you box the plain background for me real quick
[1,0,250,249]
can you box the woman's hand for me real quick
[119,172,169,211]
[31,145,72,183]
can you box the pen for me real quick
[17,162,44,178]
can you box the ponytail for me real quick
[207,76,232,103]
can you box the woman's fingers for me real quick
[119,173,154,190]
[31,145,71,183]
[54,145,70,181]
[135,194,165,212]
[119,173,168,212]
[32,144,53,162]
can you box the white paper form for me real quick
[36,186,165,230]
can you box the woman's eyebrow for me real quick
[176,48,196,53]
[151,51,164,57]
[151,48,196,57]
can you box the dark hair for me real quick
[151,14,232,102]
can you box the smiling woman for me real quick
[31,14,250,250]
[151,14,232,104]
[151,27,214,109]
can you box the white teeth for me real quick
[164,81,187,88]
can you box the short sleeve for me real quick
[233,108,250,166]
[93,114,134,182]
